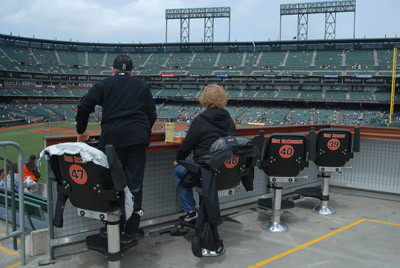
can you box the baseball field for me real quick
[0,121,190,177]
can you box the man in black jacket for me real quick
[173,84,236,222]
[76,54,157,242]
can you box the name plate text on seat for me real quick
[218,188,235,197]
[77,208,108,221]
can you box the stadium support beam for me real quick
[165,7,231,43]
[180,18,190,43]
[280,0,356,41]
[298,14,308,40]
[325,12,336,40]
[204,17,214,43]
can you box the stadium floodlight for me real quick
[280,0,356,40]
[165,7,231,43]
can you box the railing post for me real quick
[0,141,26,265]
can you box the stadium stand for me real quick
[218,52,244,69]
[324,89,348,100]
[258,51,286,69]
[32,48,61,73]
[0,35,399,128]
[285,50,313,68]
[157,104,181,119]
[349,91,374,101]
[314,50,343,69]
[375,91,390,101]
[57,50,86,74]
[166,52,192,69]
[276,90,299,99]
[176,85,200,97]
[345,49,375,70]
[285,108,311,125]
[313,108,338,124]
[157,86,179,97]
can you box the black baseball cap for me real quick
[113,54,133,71]
[29,154,37,160]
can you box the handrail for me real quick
[0,157,17,249]
[0,141,26,265]
[43,124,400,150]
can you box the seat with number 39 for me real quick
[294,127,360,216]
[314,128,353,167]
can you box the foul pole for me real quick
[389,47,397,126]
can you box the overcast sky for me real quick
[0,0,399,44]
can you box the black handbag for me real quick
[178,170,201,189]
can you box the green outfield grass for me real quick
[0,120,251,181]
[0,122,101,179]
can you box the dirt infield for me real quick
[28,127,101,135]
[25,122,189,135]
[2,121,247,135]
[152,122,189,132]
[0,122,48,132]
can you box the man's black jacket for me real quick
[76,73,157,149]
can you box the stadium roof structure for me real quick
[280,0,356,41]
[165,7,231,43]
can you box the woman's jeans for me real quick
[173,163,196,212]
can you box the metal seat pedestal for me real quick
[312,170,335,216]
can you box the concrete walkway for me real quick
[2,192,400,268]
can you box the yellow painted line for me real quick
[365,219,400,227]
[5,262,21,268]
[0,245,19,256]
[247,218,367,268]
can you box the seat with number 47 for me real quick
[41,142,135,268]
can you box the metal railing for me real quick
[0,141,26,265]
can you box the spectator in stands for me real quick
[173,84,236,222]
[76,54,157,244]
[23,155,41,193]
[0,168,4,183]
[0,161,38,193]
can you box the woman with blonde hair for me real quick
[173,84,236,222]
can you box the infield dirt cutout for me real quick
[26,122,189,135]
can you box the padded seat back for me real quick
[44,143,126,213]
[179,135,261,191]
[206,136,260,191]
[262,133,307,177]
[51,154,118,212]
[214,154,251,191]
[314,129,352,167]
